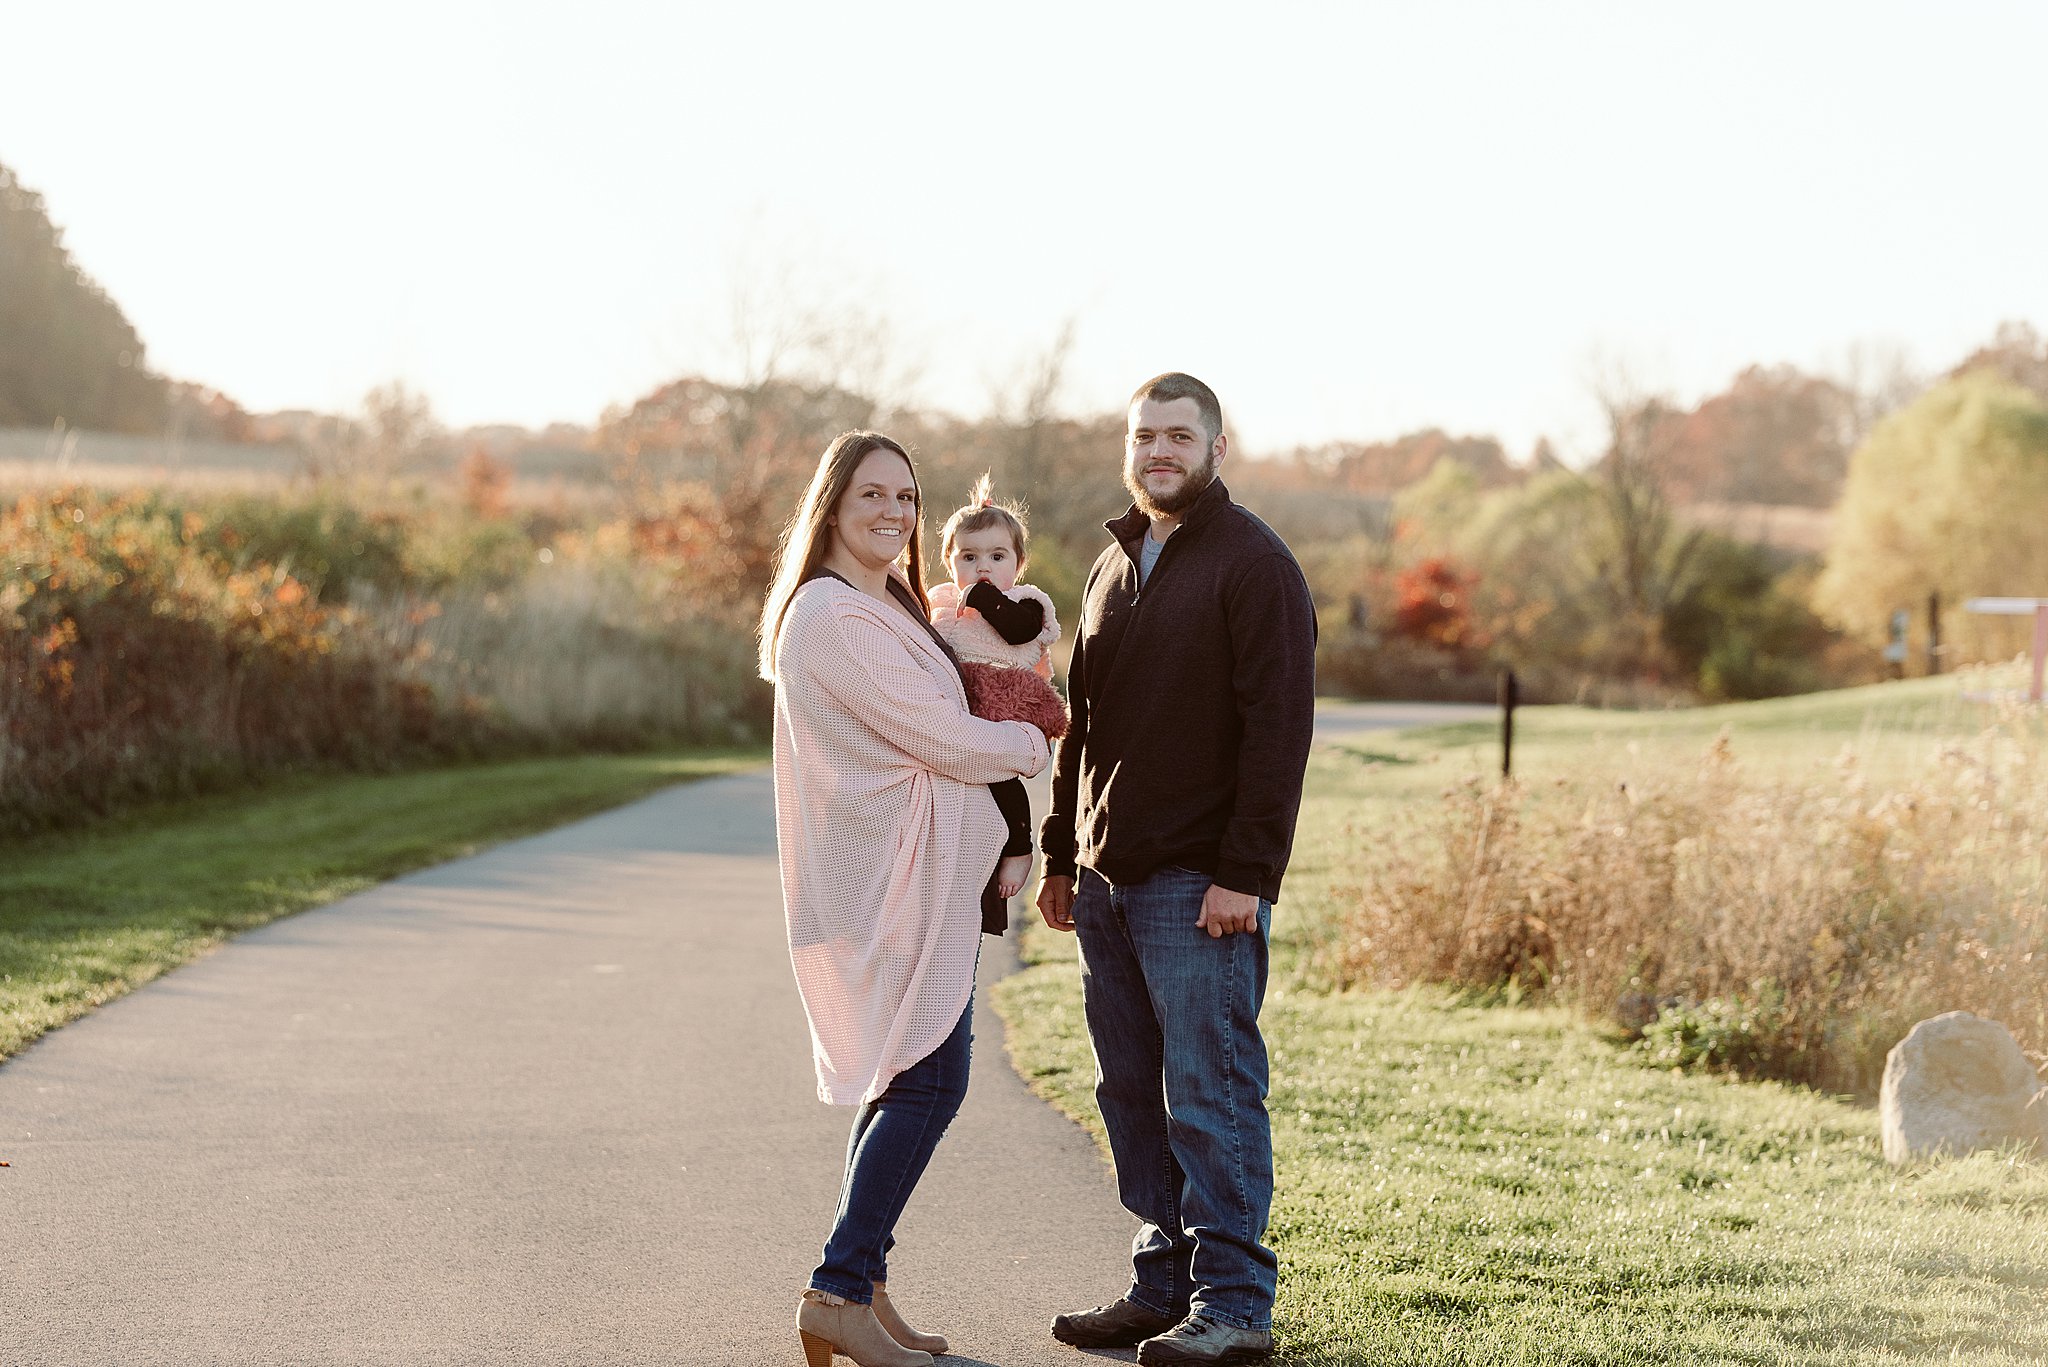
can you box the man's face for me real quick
[1124,395,1224,518]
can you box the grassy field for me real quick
[0,747,762,1063]
[996,672,2048,1364]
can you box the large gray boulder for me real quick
[1880,1012,2047,1164]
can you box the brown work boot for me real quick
[1050,1296,1181,1348]
[1137,1312,1275,1364]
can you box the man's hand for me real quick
[1195,884,1261,938]
[1037,875,1076,933]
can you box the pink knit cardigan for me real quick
[772,576,1050,1105]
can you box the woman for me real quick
[758,430,1050,1367]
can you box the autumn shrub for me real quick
[398,508,545,592]
[0,487,488,831]
[1308,544,1493,702]
[1321,714,2048,1095]
[190,493,413,603]
[1390,556,1484,654]
[1663,540,1864,701]
[2,486,768,833]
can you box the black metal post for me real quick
[1499,668,1517,779]
[1927,590,1941,676]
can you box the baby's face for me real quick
[948,525,1022,593]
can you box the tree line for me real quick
[11,150,2046,704]
[0,160,166,431]
[0,159,251,439]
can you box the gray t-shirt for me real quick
[1139,531,1166,586]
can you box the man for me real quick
[1037,372,1317,1365]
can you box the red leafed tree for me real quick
[1392,557,1482,652]
[1655,365,1857,508]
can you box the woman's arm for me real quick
[786,591,1049,784]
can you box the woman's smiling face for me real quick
[827,447,919,574]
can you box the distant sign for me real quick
[1961,596,2048,704]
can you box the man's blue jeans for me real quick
[1074,865,1276,1333]
[810,997,973,1303]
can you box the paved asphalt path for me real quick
[1,703,1472,1365]
[0,771,1136,1367]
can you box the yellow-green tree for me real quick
[1816,372,2048,659]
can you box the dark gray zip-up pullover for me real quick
[1040,478,1318,902]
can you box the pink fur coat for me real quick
[927,581,1071,741]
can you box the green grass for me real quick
[996,674,2048,1363]
[0,747,763,1062]
[1394,673,2022,780]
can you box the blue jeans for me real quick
[810,997,974,1302]
[1075,865,1276,1332]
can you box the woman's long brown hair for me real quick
[756,430,925,682]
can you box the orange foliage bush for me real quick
[0,488,489,831]
[1391,556,1484,654]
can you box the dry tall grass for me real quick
[359,561,763,749]
[1325,703,2048,1095]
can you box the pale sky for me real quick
[5,1,2044,460]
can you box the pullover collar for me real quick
[1105,477,1234,552]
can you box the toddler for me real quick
[930,474,1070,899]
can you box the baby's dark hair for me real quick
[939,473,1028,568]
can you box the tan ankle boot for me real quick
[872,1281,949,1355]
[796,1288,935,1367]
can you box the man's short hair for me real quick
[1129,372,1223,445]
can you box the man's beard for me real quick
[1124,450,1220,519]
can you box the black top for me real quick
[1040,479,1318,903]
